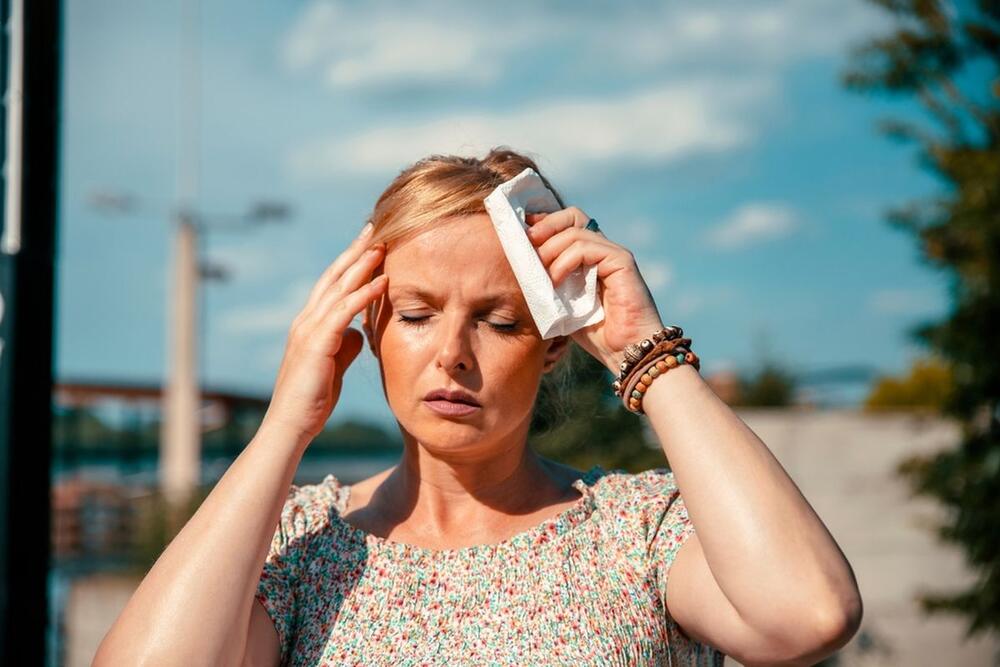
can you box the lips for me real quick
[422,388,481,406]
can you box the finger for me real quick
[301,272,388,352]
[535,226,617,267]
[547,239,634,287]
[304,223,377,312]
[315,274,390,339]
[525,206,591,246]
[309,245,385,320]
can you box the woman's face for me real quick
[364,213,568,456]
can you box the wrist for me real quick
[255,418,314,455]
[643,361,703,403]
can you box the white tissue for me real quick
[483,167,605,339]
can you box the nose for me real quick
[433,312,475,372]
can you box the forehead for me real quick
[384,213,522,298]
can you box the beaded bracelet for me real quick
[612,326,685,392]
[612,336,692,397]
[621,346,701,414]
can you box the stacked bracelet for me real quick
[611,326,700,415]
[611,325,684,395]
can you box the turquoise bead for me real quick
[675,353,685,363]
[631,390,643,400]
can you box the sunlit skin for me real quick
[354,213,580,547]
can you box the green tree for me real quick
[732,361,798,407]
[843,0,1000,656]
[530,344,667,473]
[863,355,956,412]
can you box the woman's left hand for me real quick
[525,207,666,374]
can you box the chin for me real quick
[395,407,492,446]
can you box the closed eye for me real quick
[396,314,518,333]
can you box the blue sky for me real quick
[56,0,951,428]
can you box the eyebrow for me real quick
[388,285,522,306]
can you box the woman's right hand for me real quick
[261,223,387,443]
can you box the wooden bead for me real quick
[648,366,660,378]
[665,356,678,368]
[685,352,695,363]
[629,398,641,409]
[636,382,647,393]
[655,360,668,372]
[640,373,652,385]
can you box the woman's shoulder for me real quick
[581,464,682,506]
[273,474,348,540]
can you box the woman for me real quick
[96,149,862,666]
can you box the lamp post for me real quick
[160,202,290,507]
[89,194,291,508]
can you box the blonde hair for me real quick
[363,146,566,248]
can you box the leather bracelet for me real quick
[612,336,691,397]
[612,326,684,390]
[620,346,701,415]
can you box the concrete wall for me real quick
[722,408,996,666]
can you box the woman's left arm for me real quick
[642,365,862,666]
[525,206,863,666]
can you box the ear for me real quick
[542,335,571,373]
[362,304,378,357]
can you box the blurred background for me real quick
[2,0,998,665]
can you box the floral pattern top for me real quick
[255,464,725,666]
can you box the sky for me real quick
[56,0,952,429]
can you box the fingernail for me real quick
[361,222,374,237]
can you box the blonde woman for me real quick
[96,149,861,666]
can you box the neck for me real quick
[383,425,557,535]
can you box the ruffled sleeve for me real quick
[254,480,336,665]
[600,466,723,665]
[631,468,697,606]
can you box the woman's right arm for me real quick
[93,223,387,667]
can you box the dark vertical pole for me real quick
[0,0,63,663]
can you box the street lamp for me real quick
[88,192,291,507]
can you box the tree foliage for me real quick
[864,355,956,412]
[530,343,667,473]
[731,361,798,407]
[843,0,1000,654]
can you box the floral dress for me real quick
[255,464,725,666]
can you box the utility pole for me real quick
[160,0,203,508]
[161,213,201,506]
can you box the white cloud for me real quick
[287,77,773,182]
[216,279,314,335]
[278,1,888,91]
[620,217,661,247]
[637,259,674,291]
[279,1,529,89]
[705,202,799,250]
[207,240,289,286]
[867,288,943,316]
[615,1,889,69]
[670,286,738,316]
